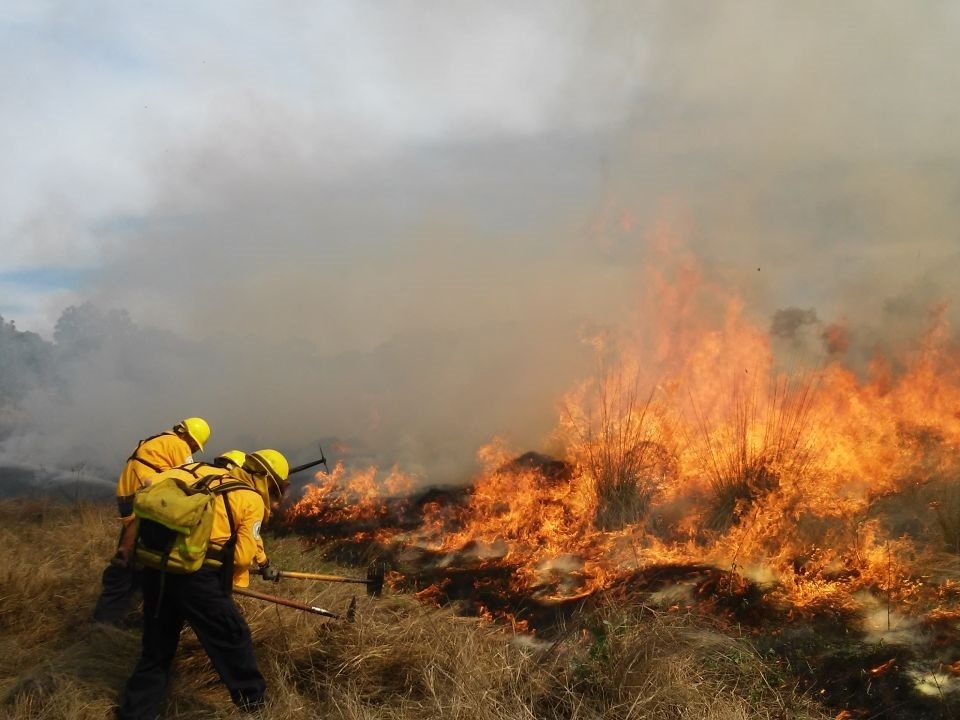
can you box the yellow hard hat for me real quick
[245,449,290,506]
[246,449,289,484]
[178,417,211,451]
[244,449,289,518]
[214,449,246,469]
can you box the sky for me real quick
[2,1,959,487]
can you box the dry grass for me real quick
[0,498,830,719]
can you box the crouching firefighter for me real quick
[182,449,281,580]
[116,449,290,719]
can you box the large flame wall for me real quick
[289,248,960,604]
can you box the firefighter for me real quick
[185,449,277,577]
[92,417,211,625]
[116,449,290,719]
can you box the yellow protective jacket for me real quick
[204,468,268,588]
[116,431,194,518]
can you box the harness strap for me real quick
[128,433,172,482]
[152,532,178,618]
[179,463,209,479]
[201,480,257,571]
[219,490,237,591]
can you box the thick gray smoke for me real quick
[2,1,959,492]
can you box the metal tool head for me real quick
[318,444,329,473]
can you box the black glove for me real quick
[259,562,281,582]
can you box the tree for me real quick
[0,315,55,407]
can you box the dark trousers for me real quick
[93,562,141,625]
[116,567,266,720]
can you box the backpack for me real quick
[133,473,251,575]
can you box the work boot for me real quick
[233,692,266,716]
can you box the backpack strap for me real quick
[131,456,163,475]
[152,530,178,618]
[180,462,208,480]
[128,433,173,479]
[210,479,258,495]
[219,489,237,592]
[206,478,260,590]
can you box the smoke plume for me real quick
[2,1,958,491]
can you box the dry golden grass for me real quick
[0,498,830,719]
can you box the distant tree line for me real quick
[0,303,141,440]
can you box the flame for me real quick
[286,460,417,542]
[288,239,960,620]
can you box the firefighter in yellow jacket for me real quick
[92,417,211,625]
[180,448,277,579]
[116,449,289,719]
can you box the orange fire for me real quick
[287,460,418,542]
[288,243,960,614]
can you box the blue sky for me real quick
[0,268,91,319]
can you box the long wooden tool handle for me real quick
[233,586,340,618]
[279,570,367,583]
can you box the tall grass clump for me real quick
[559,355,676,532]
[687,372,818,534]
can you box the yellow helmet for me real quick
[245,449,290,499]
[214,449,246,469]
[178,417,211,451]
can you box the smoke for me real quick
[2,1,959,488]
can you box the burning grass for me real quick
[558,355,673,531]
[9,253,959,717]
[0,497,832,720]
[277,395,960,718]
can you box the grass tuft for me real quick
[559,356,676,531]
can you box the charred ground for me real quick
[278,451,960,720]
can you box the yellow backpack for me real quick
[133,473,249,574]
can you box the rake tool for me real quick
[258,561,386,597]
[234,586,357,620]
